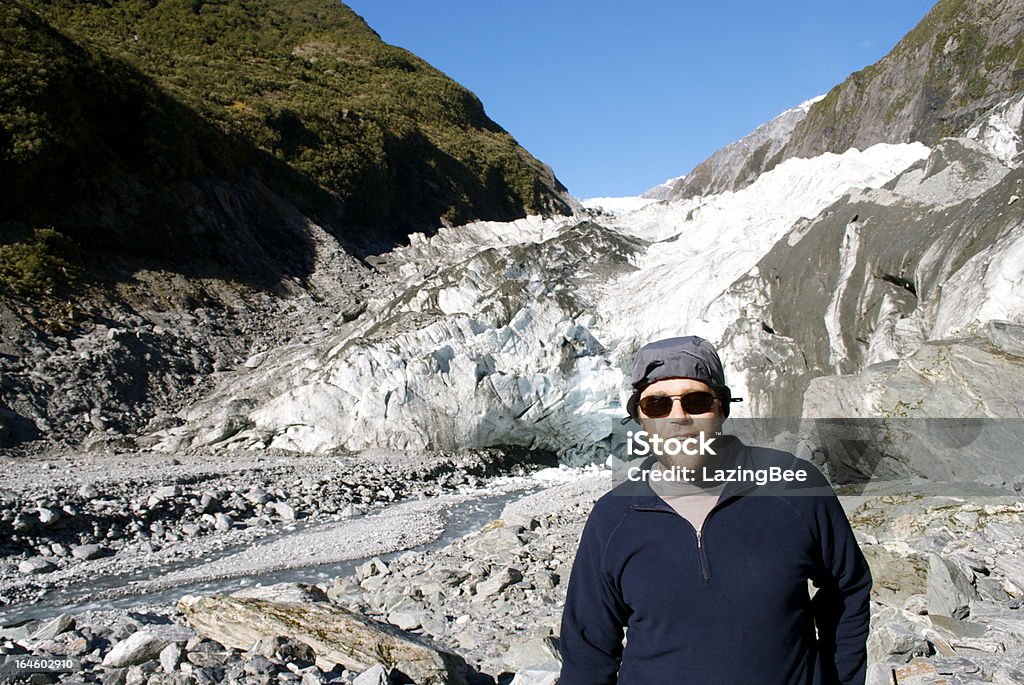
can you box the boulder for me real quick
[177,594,466,685]
[78,483,100,499]
[273,502,297,521]
[352,663,389,685]
[387,607,426,632]
[466,525,525,559]
[152,485,182,501]
[19,558,57,574]
[244,488,271,505]
[867,607,929,663]
[863,546,926,608]
[242,654,276,675]
[300,670,325,685]
[926,553,977,620]
[251,635,316,665]
[474,566,523,599]
[864,663,895,685]
[36,507,60,525]
[355,557,390,581]
[29,613,75,641]
[102,667,128,685]
[71,544,105,561]
[502,635,561,672]
[509,671,559,685]
[159,642,182,673]
[103,630,169,668]
[213,513,233,531]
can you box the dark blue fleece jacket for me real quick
[558,438,871,685]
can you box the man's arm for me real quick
[558,507,629,685]
[810,493,873,685]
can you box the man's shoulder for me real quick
[593,482,639,512]
[581,482,637,532]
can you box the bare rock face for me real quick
[659,0,1024,202]
[666,96,822,201]
[177,594,467,685]
[781,0,1024,163]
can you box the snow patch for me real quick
[581,196,659,214]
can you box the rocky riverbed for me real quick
[0,445,556,611]
[4,448,1024,684]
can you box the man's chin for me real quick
[656,453,700,468]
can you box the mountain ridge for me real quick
[663,95,823,201]
[1,0,571,285]
[657,0,1024,202]
[0,0,571,446]
[782,0,1024,161]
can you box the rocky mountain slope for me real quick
[639,174,685,200]
[664,96,823,200]
[5,0,1024,479]
[662,0,1024,201]
[782,0,1024,160]
[2,0,569,252]
[0,0,571,447]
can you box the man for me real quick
[558,336,871,685]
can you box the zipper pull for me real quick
[695,528,710,581]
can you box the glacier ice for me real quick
[152,142,940,462]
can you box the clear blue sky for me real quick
[344,1,938,199]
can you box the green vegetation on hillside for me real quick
[0,227,81,298]
[0,0,568,304]
[785,0,1024,158]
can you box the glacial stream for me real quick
[1,483,544,624]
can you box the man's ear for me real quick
[626,390,641,421]
[711,384,733,419]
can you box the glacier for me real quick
[151,140,950,462]
[147,93,1024,470]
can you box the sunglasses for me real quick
[638,391,717,418]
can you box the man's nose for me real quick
[668,398,693,420]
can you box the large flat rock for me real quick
[178,594,466,685]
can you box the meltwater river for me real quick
[1,482,544,625]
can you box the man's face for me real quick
[638,377,725,451]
